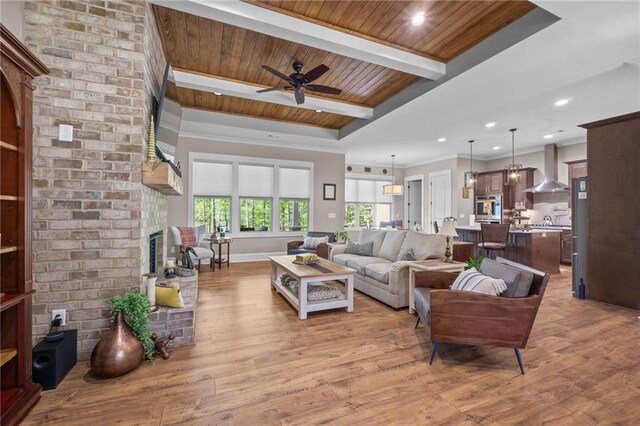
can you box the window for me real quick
[240,198,272,231]
[278,167,311,232]
[194,197,231,233]
[190,155,312,235]
[192,161,233,233]
[345,178,392,228]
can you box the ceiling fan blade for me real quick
[294,87,305,105]
[304,64,329,83]
[256,86,288,93]
[306,84,342,95]
[261,65,294,84]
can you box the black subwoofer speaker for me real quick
[32,329,77,390]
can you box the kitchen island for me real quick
[456,226,562,273]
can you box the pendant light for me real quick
[462,140,477,199]
[383,154,403,195]
[504,128,522,185]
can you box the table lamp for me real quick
[438,217,458,263]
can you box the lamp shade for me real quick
[382,183,403,195]
[438,218,458,237]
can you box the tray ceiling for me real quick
[153,1,536,130]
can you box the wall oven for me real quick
[475,195,502,222]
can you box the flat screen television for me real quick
[153,62,182,177]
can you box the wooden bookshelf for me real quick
[1,24,48,424]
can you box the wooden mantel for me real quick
[141,160,183,195]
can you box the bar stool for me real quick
[478,223,510,259]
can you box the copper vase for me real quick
[90,311,144,378]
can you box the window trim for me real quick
[189,152,313,237]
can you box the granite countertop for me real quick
[456,226,564,234]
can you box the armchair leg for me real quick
[514,348,525,375]
[414,316,420,329]
[429,341,439,365]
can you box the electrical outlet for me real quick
[52,309,66,326]
[328,213,336,219]
[58,124,73,142]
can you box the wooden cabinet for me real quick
[489,172,503,193]
[509,168,535,210]
[1,25,48,425]
[475,171,504,196]
[561,230,572,264]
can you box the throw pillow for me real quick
[398,230,446,260]
[450,267,507,296]
[178,227,197,248]
[358,229,387,257]
[156,283,185,308]
[302,236,329,250]
[479,258,534,297]
[397,247,416,261]
[378,230,407,261]
[344,240,374,257]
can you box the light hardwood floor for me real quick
[24,262,640,425]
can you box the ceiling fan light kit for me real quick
[258,61,342,105]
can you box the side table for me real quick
[208,237,232,270]
[408,260,464,314]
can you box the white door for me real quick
[429,170,452,234]
[404,175,424,230]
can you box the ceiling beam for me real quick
[149,0,446,80]
[173,68,374,119]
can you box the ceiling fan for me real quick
[257,61,342,105]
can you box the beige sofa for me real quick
[330,229,447,308]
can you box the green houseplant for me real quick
[335,230,349,244]
[465,255,485,271]
[108,292,154,360]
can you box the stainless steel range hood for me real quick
[523,144,569,193]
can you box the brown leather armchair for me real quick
[413,257,550,374]
[286,231,335,259]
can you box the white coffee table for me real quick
[408,260,465,314]
[269,255,355,320]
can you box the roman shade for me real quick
[239,164,273,197]
[279,167,311,199]
[345,179,392,203]
[192,161,232,196]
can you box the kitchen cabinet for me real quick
[1,26,48,425]
[456,227,561,274]
[508,168,535,210]
[489,172,503,193]
[561,229,572,264]
[474,171,504,196]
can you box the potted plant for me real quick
[465,255,485,271]
[90,292,154,378]
[335,230,349,244]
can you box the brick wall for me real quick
[24,0,167,360]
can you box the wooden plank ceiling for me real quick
[153,1,536,130]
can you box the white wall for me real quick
[1,0,24,40]
[168,137,345,258]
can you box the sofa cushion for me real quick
[359,229,387,257]
[397,247,416,261]
[378,230,407,261]
[450,267,507,296]
[399,230,447,260]
[302,235,328,249]
[344,240,374,257]
[414,287,431,324]
[364,263,392,284]
[479,258,534,297]
[346,256,390,275]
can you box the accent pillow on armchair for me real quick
[286,231,335,259]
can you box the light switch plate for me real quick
[328,213,336,219]
[59,124,73,142]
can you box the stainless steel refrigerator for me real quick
[572,177,588,298]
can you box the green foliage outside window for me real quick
[194,197,230,233]
[240,198,272,231]
[345,203,356,228]
[358,203,373,228]
[279,199,308,231]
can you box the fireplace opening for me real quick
[149,231,163,273]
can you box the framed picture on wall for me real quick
[323,183,336,200]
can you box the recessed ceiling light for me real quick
[555,98,570,106]
[437,138,446,142]
[213,92,222,96]
[492,146,501,150]
[544,134,553,139]
[485,122,496,128]
[314,109,322,113]
[411,12,426,26]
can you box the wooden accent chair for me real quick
[478,223,510,259]
[413,257,550,374]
